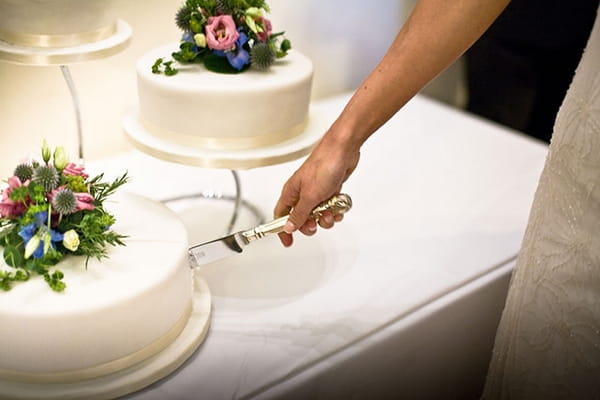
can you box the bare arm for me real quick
[275,0,510,246]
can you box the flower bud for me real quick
[245,15,258,33]
[194,33,207,48]
[53,146,68,170]
[24,235,40,259]
[245,7,262,18]
[43,231,52,255]
[41,139,51,163]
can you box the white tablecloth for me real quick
[90,92,548,399]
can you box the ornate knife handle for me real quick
[242,193,353,242]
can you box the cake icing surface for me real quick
[0,192,192,383]
[0,0,118,48]
[136,45,313,150]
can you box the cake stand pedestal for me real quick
[123,103,332,232]
[0,19,133,161]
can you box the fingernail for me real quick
[283,220,296,234]
[308,224,317,232]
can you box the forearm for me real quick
[325,0,511,152]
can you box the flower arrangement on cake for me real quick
[152,0,291,75]
[0,141,128,292]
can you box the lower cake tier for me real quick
[0,192,192,383]
[136,45,313,150]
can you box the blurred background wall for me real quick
[0,0,465,176]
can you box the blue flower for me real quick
[18,211,64,259]
[181,31,199,52]
[182,31,195,44]
[214,29,250,71]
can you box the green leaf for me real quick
[3,245,24,268]
[0,225,14,241]
[203,52,247,74]
[189,15,203,34]
[44,270,66,292]
[174,42,202,63]
[152,58,164,74]
[28,183,47,204]
[8,186,28,203]
[164,61,179,76]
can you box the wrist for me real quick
[323,115,364,156]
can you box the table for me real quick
[89,91,548,399]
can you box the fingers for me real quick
[277,231,294,247]
[285,188,329,234]
[298,218,318,236]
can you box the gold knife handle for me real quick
[242,193,352,242]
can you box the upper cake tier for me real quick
[136,44,314,150]
[0,0,118,47]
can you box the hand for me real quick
[274,129,360,247]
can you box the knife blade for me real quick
[188,193,352,268]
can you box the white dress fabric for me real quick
[482,6,600,399]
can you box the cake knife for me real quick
[188,193,352,268]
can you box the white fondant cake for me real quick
[0,0,117,47]
[136,44,313,150]
[0,192,192,383]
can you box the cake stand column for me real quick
[60,65,84,161]
[163,170,266,234]
[0,19,132,161]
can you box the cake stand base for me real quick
[0,274,211,400]
[0,20,132,66]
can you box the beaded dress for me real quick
[482,6,600,399]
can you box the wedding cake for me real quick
[0,193,192,384]
[0,0,118,48]
[134,0,313,150]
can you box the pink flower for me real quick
[74,192,95,211]
[205,15,240,51]
[62,162,89,179]
[0,176,28,219]
[256,17,272,42]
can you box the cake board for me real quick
[0,20,132,66]
[0,273,211,400]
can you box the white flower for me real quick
[62,229,80,252]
